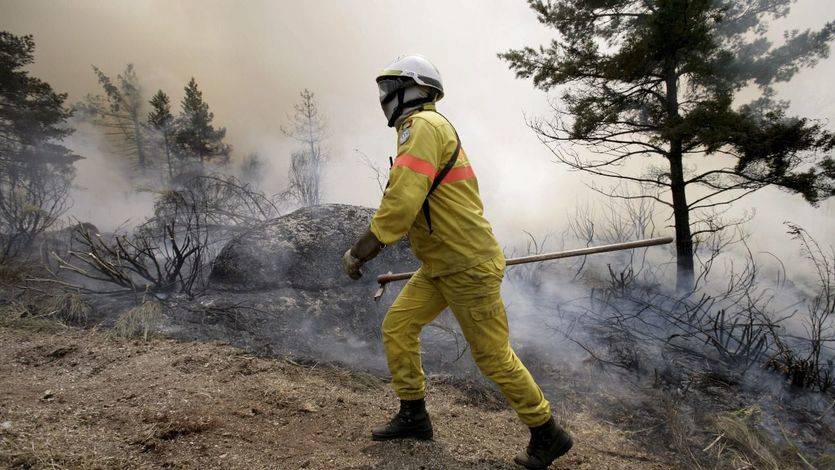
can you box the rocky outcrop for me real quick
[209,204,417,291]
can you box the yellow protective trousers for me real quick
[381,255,552,427]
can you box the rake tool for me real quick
[373,236,674,300]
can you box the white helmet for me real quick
[376,55,444,100]
[376,55,443,127]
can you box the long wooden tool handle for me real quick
[375,236,674,286]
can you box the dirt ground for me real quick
[0,326,679,469]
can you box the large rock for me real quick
[188,204,436,370]
[209,204,417,291]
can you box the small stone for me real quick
[0,421,11,431]
[42,390,55,400]
[298,402,318,413]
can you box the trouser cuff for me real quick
[523,413,553,428]
[396,391,425,401]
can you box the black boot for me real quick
[513,417,573,469]
[371,398,433,441]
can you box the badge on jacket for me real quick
[399,128,410,145]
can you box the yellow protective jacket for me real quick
[370,104,503,277]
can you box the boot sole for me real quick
[371,429,434,441]
[513,437,573,469]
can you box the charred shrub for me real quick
[53,174,280,299]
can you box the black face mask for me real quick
[377,77,435,127]
[378,78,406,103]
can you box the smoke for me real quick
[1,0,831,259]
[63,124,156,231]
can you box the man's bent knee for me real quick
[471,345,517,376]
[381,311,422,353]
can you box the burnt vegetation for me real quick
[503,194,834,467]
[51,174,280,299]
[508,197,833,394]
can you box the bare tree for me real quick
[548,221,833,393]
[147,173,280,236]
[355,148,387,194]
[282,89,327,206]
[0,163,74,261]
[563,184,660,283]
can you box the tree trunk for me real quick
[669,145,695,292]
[132,116,146,174]
[163,133,173,181]
[664,60,695,292]
[307,123,319,206]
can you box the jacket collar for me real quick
[398,103,436,131]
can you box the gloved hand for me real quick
[342,248,363,280]
[342,230,385,281]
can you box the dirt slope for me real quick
[0,327,674,469]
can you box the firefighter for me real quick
[342,55,572,469]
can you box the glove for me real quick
[352,229,384,262]
[342,248,363,280]
[342,230,384,281]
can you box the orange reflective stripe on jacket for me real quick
[393,153,476,185]
[437,165,475,184]
[392,154,435,178]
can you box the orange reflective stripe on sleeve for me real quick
[438,165,475,184]
[393,154,436,178]
[393,154,476,184]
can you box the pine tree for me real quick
[282,89,327,206]
[80,64,149,175]
[0,32,80,259]
[500,0,835,291]
[239,152,265,188]
[175,78,230,168]
[148,90,175,181]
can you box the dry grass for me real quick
[0,262,27,284]
[711,406,780,469]
[659,395,704,469]
[130,410,218,452]
[0,289,91,333]
[0,438,132,469]
[700,405,823,470]
[113,300,164,340]
[0,300,64,332]
[43,291,91,324]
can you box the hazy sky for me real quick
[1,0,833,260]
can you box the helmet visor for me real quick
[377,77,410,104]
